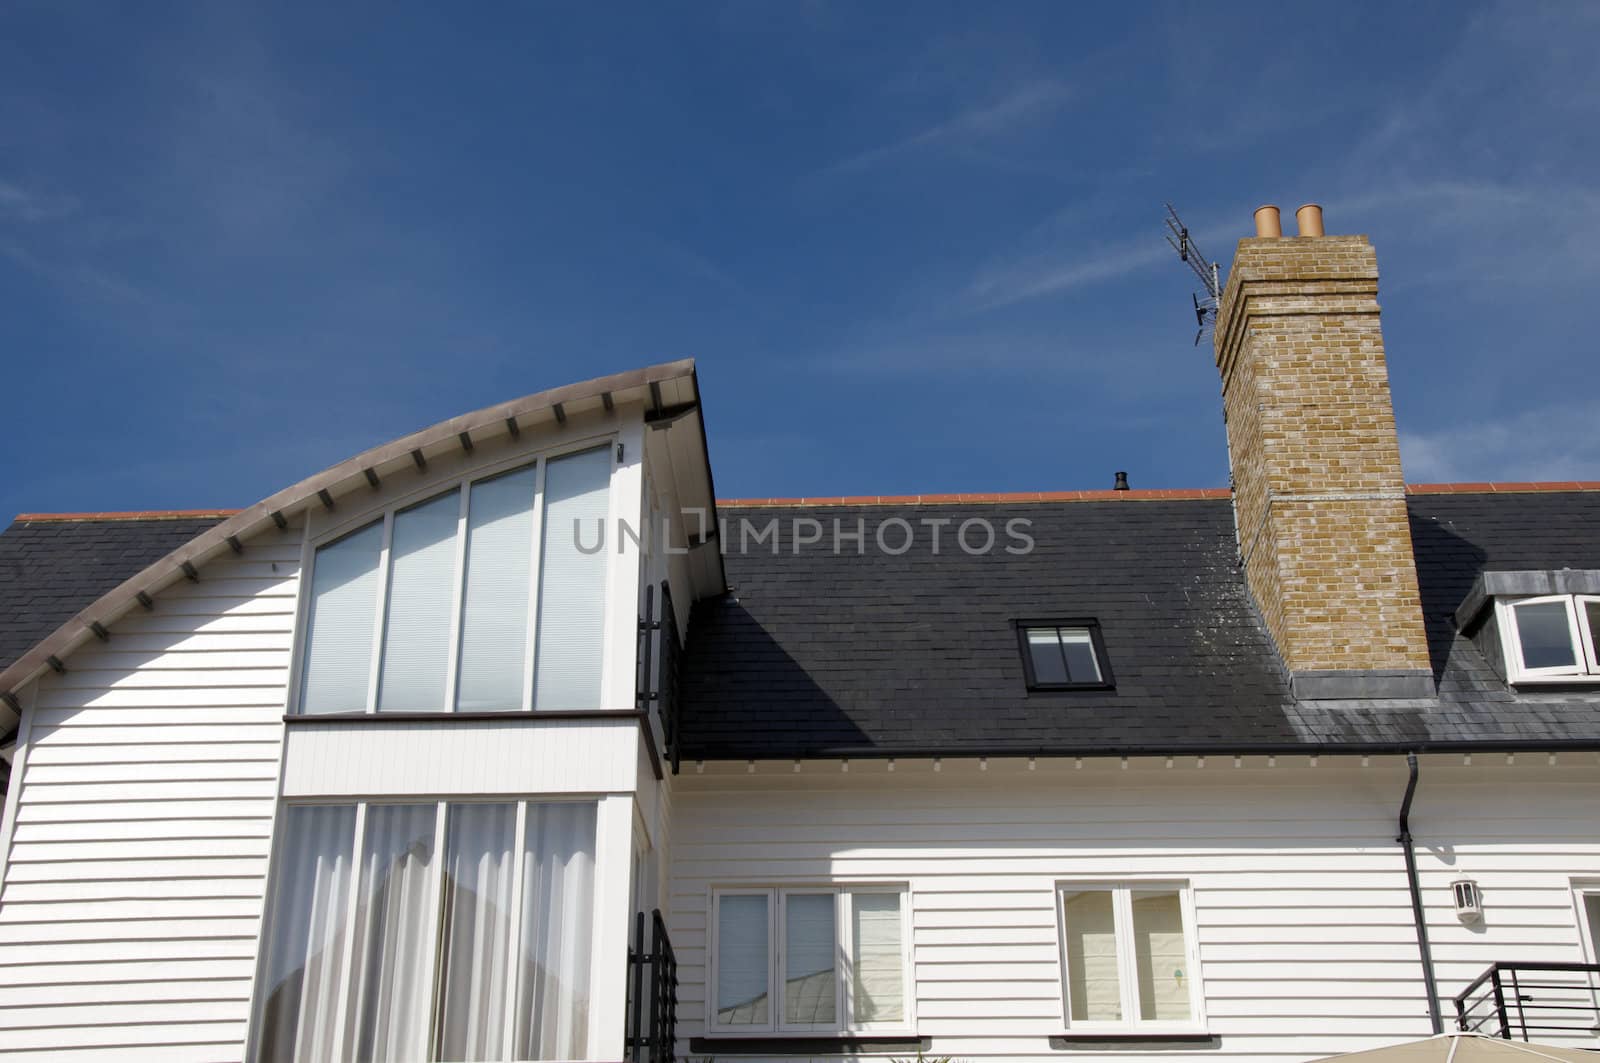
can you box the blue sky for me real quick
[2,1,1597,515]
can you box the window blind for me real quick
[717,894,770,1025]
[1064,889,1121,1022]
[785,894,837,1025]
[457,467,537,711]
[300,523,384,715]
[534,447,611,709]
[1131,890,1190,1021]
[377,491,460,711]
[851,892,903,1023]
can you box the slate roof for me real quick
[678,491,1600,758]
[3,491,1598,760]
[0,516,228,674]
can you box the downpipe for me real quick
[1399,752,1445,1033]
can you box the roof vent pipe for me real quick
[1253,205,1282,238]
[1295,203,1324,237]
[1114,471,1130,491]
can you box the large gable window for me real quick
[1497,595,1600,683]
[251,799,596,1062]
[297,446,613,714]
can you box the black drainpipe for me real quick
[1398,751,1444,1034]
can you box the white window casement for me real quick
[709,886,914,1037]
[1496,595,1600,683]
[1056,881,1207,1033]
[295,442,615,715]
[249,798,598,1063]
[1576,883,1600,964]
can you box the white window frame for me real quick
[707,885,915,1038]
[247,796,599,1063]
[1496,595,1600,684]
[289,434,618,715]
[1573,881,1600,964]
[1055,879,1208,1034]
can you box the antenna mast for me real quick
[1164,203,1222,346]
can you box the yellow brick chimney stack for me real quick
[1213,204,1434,700]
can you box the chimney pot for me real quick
[1295,203,1324,237]
[1253,205,1282,238]
[1114,471,1130,491]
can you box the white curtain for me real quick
[1064,890,1121,1022]
[378,491,460,711]
[457,467,538,711]
[300,522,383,714]
[253,805,357,1062]
[785,894,836,1024]
[534,447,611,709]
[514,802,598,1059]
[436,803,518,1061]
[1131,890,1191,1022]
[343,804,438,1061]
[851,892,902,1024]
[717,894,770,1025]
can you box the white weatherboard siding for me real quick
[0,522,303,1063]
[669,757,1600,1063]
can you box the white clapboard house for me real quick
[2,207,1600,1063]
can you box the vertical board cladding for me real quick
[0,522,302,1062]
[669,758,1600,1063]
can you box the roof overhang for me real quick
[0,358,721,733]
[1454,568,1600,630]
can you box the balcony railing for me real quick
[637,582,684,774]
[625,908,678,1063]
[1454,962,1600,1041]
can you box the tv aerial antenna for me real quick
[1165,203,1222,346]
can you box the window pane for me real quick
[301,523,383,714]
[1585,894,1600,963]
[343,804,437,1061]
[534,447,611,708]
[1027,627,1069,685]
[514,803,598,1060]
[717,894,770,1025]
[377,491,460,711]
[785,894,836,1025]
[457,467,538,711]
[1515,600,1577,670]
[436,803,517,1061]
[1060,628,1102,683]
[1131,890,1192,1022]
[852,892,904,1024]
[1064,889,1121,1022]
[253,805,357,1063]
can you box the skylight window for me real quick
[1017,620,1113,691]
[1497,594,1600,683]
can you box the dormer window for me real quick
[1498,595,1600,683]
[1017,619,1114,691]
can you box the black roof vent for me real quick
[1114,471,1130,491]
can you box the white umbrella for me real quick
[1312,1033,1598,1063]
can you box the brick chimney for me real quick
[1213,204,1433,700]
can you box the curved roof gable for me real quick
[0,359,712,731]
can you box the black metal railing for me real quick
[625,908,678,1063]
[1454,962,1600,1041]
[637,582,684,774]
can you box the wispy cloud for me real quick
[1400,401,1600,483]
[821,80,1072,176]
[965,239,1169,310]
[0,180,77,223]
